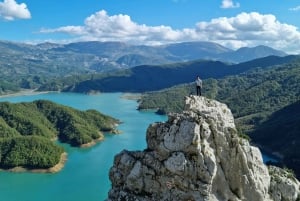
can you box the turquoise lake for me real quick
[0,92,167,201]
[0,92,277,201]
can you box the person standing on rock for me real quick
[195,76,202,96]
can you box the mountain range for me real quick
[0,40,288,94]
[0,40,287,73]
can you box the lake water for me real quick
[0,92,167,201]
[0,92,276,201]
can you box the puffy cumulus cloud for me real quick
[40,10,300,54]
[41,10,187,45]
[0,0,31,20]
[195,12,300,53]
[220,0,240,9]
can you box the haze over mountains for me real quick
[1,40,287,73]
[0,40,288,94]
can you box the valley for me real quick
[0,39,299,198]
[2,1,300,200]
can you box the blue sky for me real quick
[1,0,300,53]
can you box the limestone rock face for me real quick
[107,96,300,201]
[269,166,300,201]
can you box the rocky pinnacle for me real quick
[107,96,300,201]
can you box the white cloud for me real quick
[196,12,300,53]
[289,5,300,11]
[41,10,185,45]
[0,0,31,20]
[220,0,240,9]
[40,26,85,35]
[40,10,300,54]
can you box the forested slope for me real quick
[139,61,300,124]
[250,100,300,175]
[0,100,118,169]
[61,55,299,93]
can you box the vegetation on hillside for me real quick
[251,100,300,176]
[0,100,119,169]
[139,62,300,126]
[57,55,299,94]
[0,136,63,169]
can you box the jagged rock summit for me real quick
[108,96,300,201]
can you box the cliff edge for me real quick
[108,96,300,201]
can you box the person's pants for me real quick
[196,86,201,96]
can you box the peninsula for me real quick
[0,99,119,171]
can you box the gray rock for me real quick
[107,96,300,201]
[269,166,300,201]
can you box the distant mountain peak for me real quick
[218,45,287,63]
[237,45,286,53]
[164,41,233,59]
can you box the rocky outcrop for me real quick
[269,166,300,201]
[107,96,300,201]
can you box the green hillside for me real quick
[60,55,298,93]
[138,60,300,176]
[0,136,64,169]
[139,60,300,124]
[0,100,118,169]
[250,100,300,176]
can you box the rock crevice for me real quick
[108,96,300,201]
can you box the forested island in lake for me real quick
[0,100,119,171]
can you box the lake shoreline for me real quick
[80,135,104,148]
[0,152,67,174]
[252,142,283,162]
[120,93,141,100]
[0,89,55,98]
